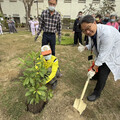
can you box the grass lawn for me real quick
[0,29,120,120]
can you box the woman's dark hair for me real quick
[96,14,102,19]
[110,15,117,19]
[80,15,95,24]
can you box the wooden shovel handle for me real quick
[80,77,90,100]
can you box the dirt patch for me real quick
[27,101,47,114]
[37,81,85,120]
[0,31,120,120]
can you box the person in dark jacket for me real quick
[102,13,110,24]
[73,11,83,46]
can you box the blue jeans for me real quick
[42,32,56,56]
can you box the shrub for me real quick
[19,51,53,104]
[64,33,70,36]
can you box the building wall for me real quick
[1,0,120,23]
[1,0,25,22]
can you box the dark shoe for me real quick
[51,80,57,90]
[90,78,97,81]
[87,92,100,101]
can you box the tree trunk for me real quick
[0,3,3,15]
[22,0,34,27]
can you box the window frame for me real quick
[78,0,86,3]
[9,0,17,2]
[64,0,72,3]
[37,0,44,3]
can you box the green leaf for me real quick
[37,91,41,95]
[19,77,24,80]
[36,93,39,103]
[40,96,46,101]
[38,91,46,96]
[30,98,34,104]
[23,80,26,86]
[30,78,34,85]
[18,57,25,63]
[26,68,33,72]
[23,72,28,76]
[38,86,47,91]
[26,78,29,84]
[25,91,31,97]
[29,87,35,92]
[33,91,36,94]
[23,78,29,86]
[28,53,33,59]
[49,92,53,98]
[40,72,44,77]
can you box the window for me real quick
[108,0,115,1]
[64,0,71,3]
[92,0,100,3]
[0,0,4,2]
[78,0,86,3]
[9,0,17,2]
[38,0,44,2]
[13,14,19,17]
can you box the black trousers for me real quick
[74,32,82,44]
[92,63,111,96]
[42,32,56,56]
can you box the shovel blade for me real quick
[73,98,87,115]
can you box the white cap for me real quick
[41,45,52,55]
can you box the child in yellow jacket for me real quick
[41,45,61,89]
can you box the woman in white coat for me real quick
[29,18,35,36]
[78,15,120,101]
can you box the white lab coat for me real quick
[86,24,120,81]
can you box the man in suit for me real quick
[78,15,120,101]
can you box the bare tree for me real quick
[82,0,116,17]
[0,3,3,15]
[97,0,116,16]
[82,3,97,15]
[20,0,34,26]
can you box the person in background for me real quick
[95,14,102,24]
[7,18,13,34]
[102,13,110,24]
[106,15,119,30]
[11,17,17,33]
[0,22,3,35]
[29,18,36,36]
[91,14,96,19]
[36,0,61,56]
[73,11,83,46]
[117,18,120,32]
[40,45,62,89]
[34,18,39,33]
[78,15,120,101]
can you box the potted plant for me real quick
[19,51,53,114]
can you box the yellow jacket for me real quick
[40,55,59,83]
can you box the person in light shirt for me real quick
[78,15,120,101]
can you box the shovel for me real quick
[73,76,90,115]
